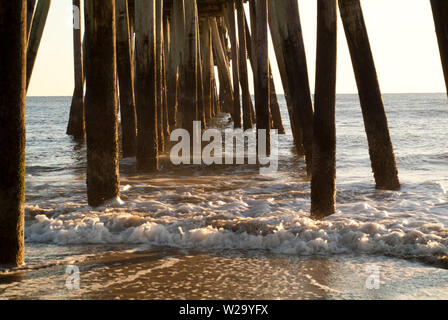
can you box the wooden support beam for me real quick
[115,0,137,157]
[197,18,206,128]
[27,0,36,40]
[225,2,241,128]
[162,29,170,138]
[0,0,26,267]
[181,0,198,135]
[431,0,448,97]
[164,16,177,129]
[210,18,234,113]
[266,5,300,147]
[269,0,313,172]
[236,0,253,130]
[26,0,51,91]
[200,19,213,121]
[156,0,165,152]
[84,0,120,206]
[244,10,283,133]
[339,0,400,190]
[135,0,158,171]
[311,0,337,220]
[255,0,271,152]
[66,0,85,140]
[170,0,185,129]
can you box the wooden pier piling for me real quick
[311,0,337,220]
[156,0,165,152]
[0,0,27,267]
[115,0,137,158]
[211,18,234,113]
[431,0,448,97]
[84,0,120,207]
[200,19,213,122]
[225,3,241,128]
[180,0,199,135]
[269,0,314,172]
[255,0,271,153]
[236,0,253,131]
[66,0,85,140]
[135,0,158,171]
[339,0,400,190]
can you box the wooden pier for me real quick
[1,0,447,266]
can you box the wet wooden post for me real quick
[0,0,26,267]
[255,0,271,152]
[170,0,185,129]
[211,18,234,114]
[311,0,337,220]
[135,0,158,171]
[84,0,120,206]
[115,0,137,157]
[66,0,85,140]
[339,0,400,190]
[196,18,206,128]
[267,6,302,150]
[156,0,165,152]
[26,0,51,91]
[431,0,448,97]
[225,2,242,128]
[181,0,198,135]
[200,19,213,122]
[236,0,252,131]
[162,28,170,138]
[269,0,314,173]
[165,16,177,129]
[243,11,284,133]
[210,42,219,116]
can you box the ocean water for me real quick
[1,94,448,299]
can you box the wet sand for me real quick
[1,247,448,300]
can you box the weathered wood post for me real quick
[115,0,137,158]
[165,16,178,129]
[84,0,120,206]
[0,0,26,267]
[225,3,242,128]
[135,0,158,171]
[266,6,301,149]
[311,0,337,220]
[170,0,185,129]
[249,2,283,133]
[255,0,271,153]
[27,0,36,40]
[178,0,198,135]
[431,0,448,97]
[244,11,284,133]
[66,0,85,140]
[156,0,165,152]
[211,18,234,114]
[236,0,253,131]
[162,34,170,138]
[269,0,314,173]
[196,19,206,128]
[26,0,51,91]
[339,0,400,190]
[200,19,213,121]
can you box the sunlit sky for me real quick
[28,0,445,96]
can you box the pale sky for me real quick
[28,0,446,96]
